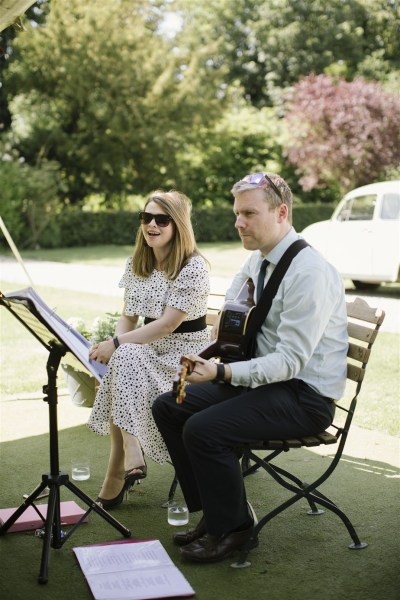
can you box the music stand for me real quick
[0,288,131,584]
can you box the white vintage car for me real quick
[301,181,400,290]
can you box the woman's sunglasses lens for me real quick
[139,212,171,227]
[155,215,171,226]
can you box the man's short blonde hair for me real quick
[231,172,293,223]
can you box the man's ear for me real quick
[277,203,289,222]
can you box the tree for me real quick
[283,74,400,193]
[174,102,285,204]
[0,156,61,247]
[173,0,400,107]
[3,0,227,203]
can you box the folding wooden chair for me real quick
[232,296,385,567]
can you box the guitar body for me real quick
[213,277,255,362]
[172,278,255,402]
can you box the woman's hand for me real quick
[89,338,115,365]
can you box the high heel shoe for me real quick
[96,475,140,511]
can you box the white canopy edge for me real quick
[0,0,37,32]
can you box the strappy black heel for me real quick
[96,461,147,510]
[124,460,147,484]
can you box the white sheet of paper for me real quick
[73,540,195,600]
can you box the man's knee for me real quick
[182,411,215,449]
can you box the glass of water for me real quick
[71,459,90,481]
[167,504,189,526]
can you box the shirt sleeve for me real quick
[230,260,345,388]
[167,256,210,317]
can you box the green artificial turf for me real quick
[0,423,399,599]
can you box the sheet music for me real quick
[73,540,195,600]
[1,287,107,381]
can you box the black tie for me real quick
[256,259,269,302]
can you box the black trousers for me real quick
[152,379,335,536]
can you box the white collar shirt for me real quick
[225,228,348,400]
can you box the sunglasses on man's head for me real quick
[139,211,173,227]
[241,172,283,201]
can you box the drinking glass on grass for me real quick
[71,459,90,481]
[167,504,189,526]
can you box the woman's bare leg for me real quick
[98,425,146,499]
[97,422,125,499]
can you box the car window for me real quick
[336,199,352,221]
[347,195,376,221]
[380,193,400,220]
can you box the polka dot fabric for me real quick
[87,255,210,463]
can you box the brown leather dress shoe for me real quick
[180,524,257,563]
[173,516,207,546]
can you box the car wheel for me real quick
[352,280,380,291]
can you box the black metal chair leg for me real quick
[305,493,367,549]
[162,471,179,508]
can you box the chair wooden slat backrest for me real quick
[346,297,385,389]
[205,312,219,327]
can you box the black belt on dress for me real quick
[144,315,207,333]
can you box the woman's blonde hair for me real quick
[132,190,202,280]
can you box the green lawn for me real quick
[341,332,400,436]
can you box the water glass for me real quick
[71,459,90,481]
[167,504,189,526]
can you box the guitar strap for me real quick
[240,238,310,359]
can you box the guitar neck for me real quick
[198,341,220,361]
[172,278,255,402]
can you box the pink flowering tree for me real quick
[284,74,400,193]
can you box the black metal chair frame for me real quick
[232,297,385,567]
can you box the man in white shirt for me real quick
[152,172,348,563]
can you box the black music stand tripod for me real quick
[0,341,131,584]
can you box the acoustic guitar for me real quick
[172,278,255,403]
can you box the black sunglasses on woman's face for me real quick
[139,211,173,227]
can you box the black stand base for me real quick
[0,471,131,584]
[0,342,131,584]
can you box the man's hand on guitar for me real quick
[172,354,232,404]
[184,354,217,384]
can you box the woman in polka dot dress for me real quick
[87,190,210,509]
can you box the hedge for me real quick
[1,203,335,249]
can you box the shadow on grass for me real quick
[0,424,399,600]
